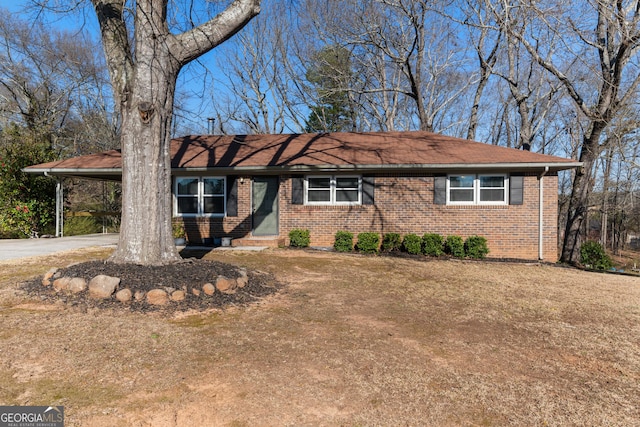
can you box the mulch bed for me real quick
[22,258,281,314]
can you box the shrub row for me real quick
[288,229,489,259]
[392,233,488,259]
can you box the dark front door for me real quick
[252,176,279,236]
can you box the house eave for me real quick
[24,161,581,179]
[172,162,582,174]
[23,168,123,181]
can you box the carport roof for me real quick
[24,130,581,179]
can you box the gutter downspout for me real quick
[539,166,549,260]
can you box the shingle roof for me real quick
[25,131,580,179]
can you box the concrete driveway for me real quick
[0,234,119,261]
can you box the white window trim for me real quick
[304,175,362,206]
[446,174,508,206]
[174,176,226,217]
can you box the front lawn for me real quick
[0,248,638,426]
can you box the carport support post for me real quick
[55,178,64,237]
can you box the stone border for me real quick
[41,267,249,306]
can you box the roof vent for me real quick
[522,143,531,151]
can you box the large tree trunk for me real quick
[109,70,181,264]
[107,0,182,265]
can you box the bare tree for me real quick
[211,0,306,134]
[489,0,640,264]
[498,28,561,150]
[0,12,109,149]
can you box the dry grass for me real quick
[0,248,638,426]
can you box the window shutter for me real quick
[362,176,375,205]
[291,175,304,205]
[226,176,238,216]
[434,176,446,205]
[510,175,524,205]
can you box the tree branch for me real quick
[172,0,260,66]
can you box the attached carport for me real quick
[22,150,123,237]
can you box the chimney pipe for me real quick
[207,117,215,135]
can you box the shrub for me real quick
[334,231,354,252]
[289,228,310,248]
[580,241,613,270]
[356,232,380,254]
[422,233,444,256]
[444,235,465,258]
[381,233,402,252]
[172,221,185,239]
[402,233,422,255]
[465,235,489,259]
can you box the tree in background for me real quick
[490,0,640,264]
[0,12,114,237]
[305,45,356,133]
[209,0,304,134]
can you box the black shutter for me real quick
[434,175,447,205]
[226,176,238,216]
[509,175,524,205]
[291,175,304,205]
[362,176,375,205]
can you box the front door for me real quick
[252,176,279,236]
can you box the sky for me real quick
[0,0,101,37]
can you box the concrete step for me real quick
[231,236,285,248]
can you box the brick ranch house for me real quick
[25,131,581,261]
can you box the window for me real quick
[305,176,361,205]
[447,174,507,205]
[175,176,226,216]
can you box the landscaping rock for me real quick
[134,290,146,301]
[215,276,237,294]
[202,283,215,296]
[192,288,201,297]
[146,289,169,305]
[237,269,249,288]
[171,290,186,302]
[67,277,87,294]
[89,275,120,299]
[52,277,71,292]
[116,288,133,303]
[42,268,59,286]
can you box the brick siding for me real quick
[174,173,559,261]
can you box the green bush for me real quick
[464,235,489,259]
[289,228,311,248]
[422,233,444,256]
[64,216,102,236]
[382,233,402,252]
[356,232,380,254]
[444,235,465,258]
[402,233,422,255]
[334,231,354,252]
[580,241,613,270]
